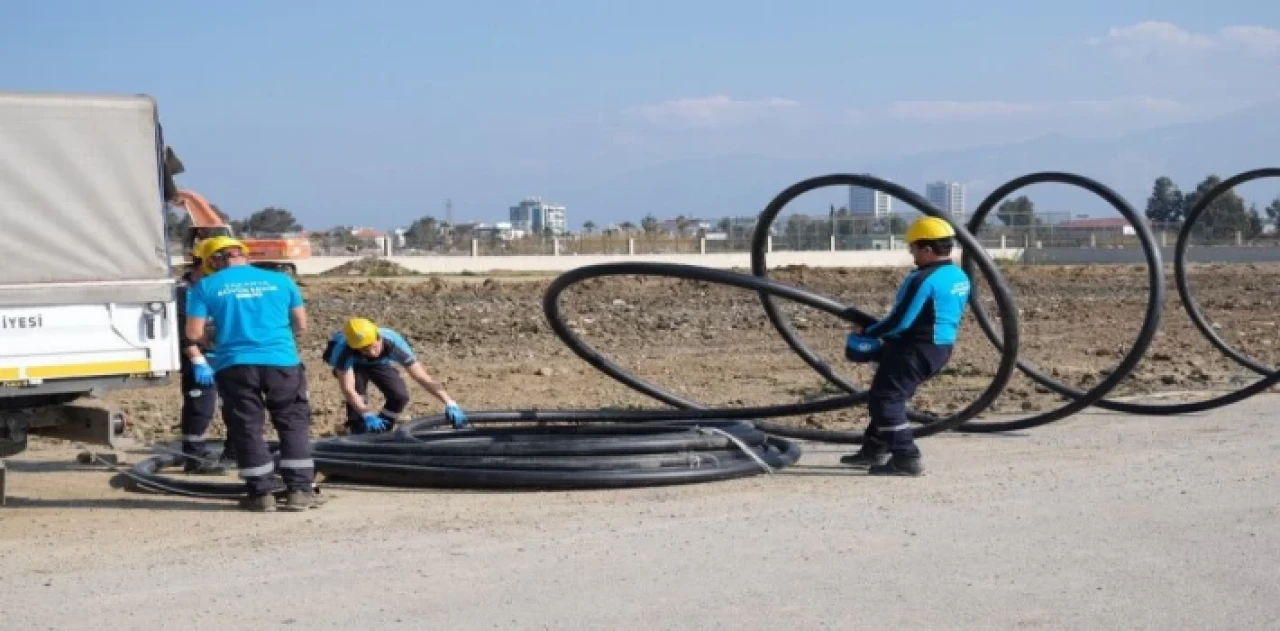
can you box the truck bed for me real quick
[0,92,178,400]
[0,92,172,307]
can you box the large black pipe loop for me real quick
[745,173,1020,441]
[954,172,1168,431]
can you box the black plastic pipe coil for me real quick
[123,169,1280,496]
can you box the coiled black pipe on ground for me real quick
[953,172,1167,432]
[957,169,1280,424]
[123,441,289,499]
[309,254,1018,490]
[315,421,799,490]
[1172,168,1280,404]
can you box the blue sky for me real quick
[3,1,1279,229]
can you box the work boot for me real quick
[277,489,324,512]
[867,454,924,476]
[238,493,276,512]
[183,456,230,476]
[839,446,891,468]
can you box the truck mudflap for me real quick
[1,403,134,505]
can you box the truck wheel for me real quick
[0,420,28,458]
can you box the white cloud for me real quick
[1088,21,1280,59]
[889,97,1190,122]
[1220,26,1280,57]
[890,101,1039,120]
[626,95,802,129]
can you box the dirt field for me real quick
[99,260,1280,439]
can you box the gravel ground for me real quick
[0,398,1276,629]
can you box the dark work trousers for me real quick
[863,342,954,458]
[215,364,313,495]
[179,358,218,459]
[343,363,410,434]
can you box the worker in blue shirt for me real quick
[184,236,321,512]
[323,317,467,434]
[840,216,971,476]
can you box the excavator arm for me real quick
[173,189,229,229]
[171,189,232,256]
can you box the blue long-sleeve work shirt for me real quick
[863,260,972,345]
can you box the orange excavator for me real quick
[171,188,312,276]
[161,146,311,275]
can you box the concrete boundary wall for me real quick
[167,246,1280,275]
[1020,246,1280,266]
[168,248,1025,275]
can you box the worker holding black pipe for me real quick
[184,236,322,512]
[841,216,971,476]
[323,317,467,434]
[175,242,228,475]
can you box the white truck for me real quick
[0,91,182,501]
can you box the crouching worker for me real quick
[324,317,467,434]
[840,216,971,476]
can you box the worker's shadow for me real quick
[778,464,868,477]
[2,459,95,474]
[2,496,234,511]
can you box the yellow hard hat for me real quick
[344,317,380,349]
[905,216,956,244]
[188,239,214,274]
[187,240,206,272]
[199,235,250,258]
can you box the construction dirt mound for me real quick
[106,262,1280,441]
[320,256,420,277]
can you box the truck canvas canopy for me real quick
[0,92,172,306]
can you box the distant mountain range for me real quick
[564,100,1280,226]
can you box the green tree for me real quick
[1144,176,1185,224]
[785,215,811,240]
[675,215,690,237]
[582,220,597,235]
[404,215,439,249]
[1264,196,1280,229]
[640,214,659,235]
[243,207,302,235]
[1184,175,1258,240]
[996,195,1036,227]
